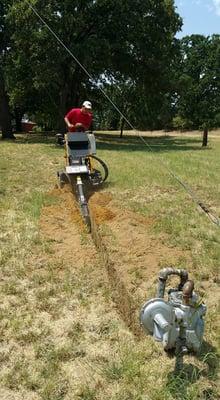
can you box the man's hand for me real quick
[64,117,74,130]
[75,123,85,132]
[75,123,84,128]
[68,123,74,129]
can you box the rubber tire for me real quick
[57,171,68,189]
[90,155,109,183]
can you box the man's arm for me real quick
[64,116,74,130]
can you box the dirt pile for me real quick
[89,194,187,333]
[41,186,187,336]
[40,187,91,264]
[89,192,115,225]
[37,184,220,399]
[38,186,136,399]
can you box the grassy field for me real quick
[97,132,220,277]
[0,131,219,400]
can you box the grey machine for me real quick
[57,131,108,231]
[140,268,206,360]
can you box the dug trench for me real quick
[40,184,189,338]
[88,191,189,337]
[38,184,220,398]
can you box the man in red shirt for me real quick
[64,101,93,132]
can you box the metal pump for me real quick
[140,268,206,355]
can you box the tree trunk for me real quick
[59,73,81,133]
[0,76,15,140]
[59,83,72,133]
[120,117,125,138]
[202,127,208,147]
[14,108,23,132]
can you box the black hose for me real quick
[90,155,109,183]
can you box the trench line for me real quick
[89,206,143,338]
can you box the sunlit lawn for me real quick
[0,131,219,400]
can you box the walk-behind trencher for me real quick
[57,131,108,232]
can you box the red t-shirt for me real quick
[65,108,92,132]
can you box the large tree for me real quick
[173,34,220,143]
[0,0,15,139]
[5,0,181,132]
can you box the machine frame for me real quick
[57,131,108,231]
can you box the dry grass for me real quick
[0,132,219,399]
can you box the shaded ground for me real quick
[13,129,220,152]
[95,133,205,153]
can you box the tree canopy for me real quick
[1,0,182,136]
[173,34,220,132]
[1,1,220,138]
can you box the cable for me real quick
[27,1,220,227]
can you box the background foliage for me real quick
[0,0,220,137]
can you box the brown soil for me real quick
[103,207,185,296]
[89,192,115,225]
[40,185,188,337]
[89,193,188,335]
[40,186,92,264]
[37,186,131,399]
[38,182,220,400]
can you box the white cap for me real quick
[82,101,92,109]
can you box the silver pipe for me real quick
[157,268,188,298]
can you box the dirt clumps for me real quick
[93,204,187,329]
[89,192,116,224]
[40,185,186,336]
[40,186,94,265]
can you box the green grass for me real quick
[0,131,219,400]
[96,133,220,281]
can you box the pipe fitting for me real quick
[182,280,194,305]
[157,268,188,298]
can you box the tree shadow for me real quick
[166,341,219,400]
[95,133,206,153]
[11,132,209,153]
[11,132,57,146]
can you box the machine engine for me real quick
[140,268,206,353]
